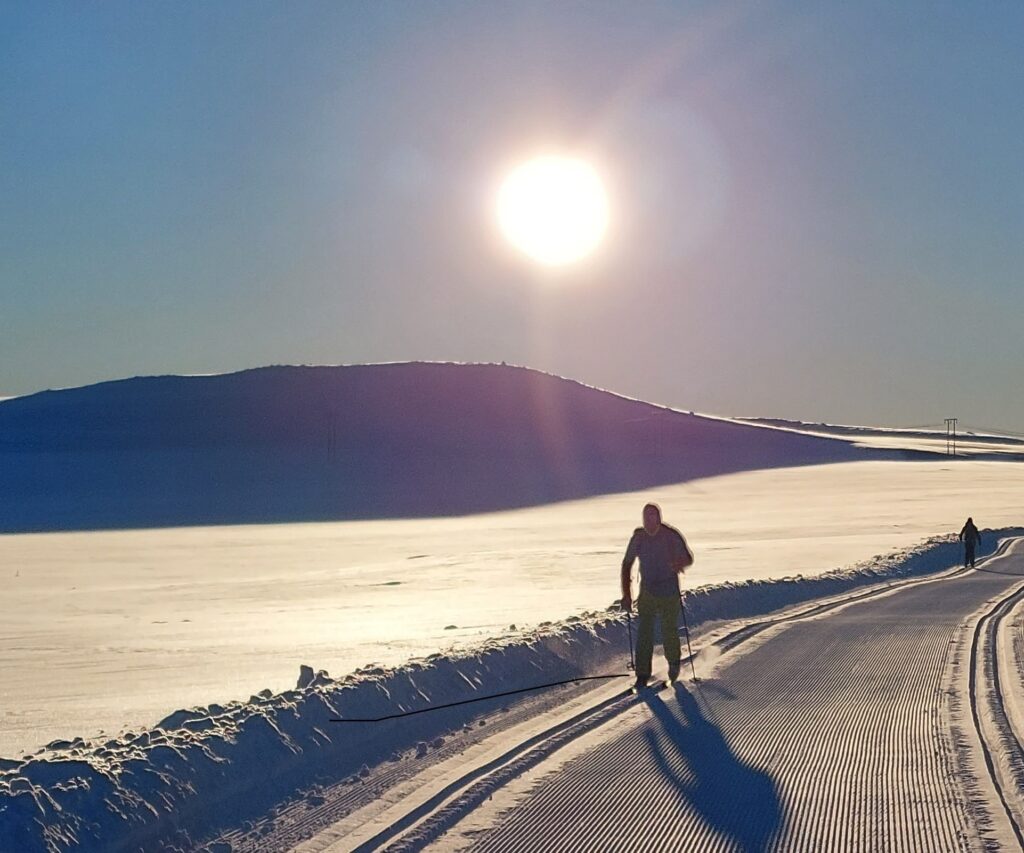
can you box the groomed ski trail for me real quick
[404,540,1024,852]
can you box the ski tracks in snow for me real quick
[278,540,1024,853]
[960,545,1024,847]
[396,539,1024,852]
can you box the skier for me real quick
[959,517,982,569]
[621,503,694,689]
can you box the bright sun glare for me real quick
[497,155,609,266]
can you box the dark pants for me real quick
[635,592,681,680]
[965,544,976,568]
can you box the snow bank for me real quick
[1,530,1018,852]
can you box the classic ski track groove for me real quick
[216,676,615,852]
[218,540,1016,852]
[968,571,1024,846]
[417,540,1024,853]
[328,546,1010,853]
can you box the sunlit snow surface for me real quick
[739,416,1024,458]
[2,459,1022,757]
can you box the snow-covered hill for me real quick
[0,362,885,533]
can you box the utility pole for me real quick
[324,407,337,460]
[945,417,958,456]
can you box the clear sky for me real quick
[3,2,1023,430]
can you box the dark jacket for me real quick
[959,522,981,547]
[622,523,691,597]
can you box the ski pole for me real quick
[626,608,635,671]
[679,591,698,682]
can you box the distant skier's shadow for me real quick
[642,684,782,852]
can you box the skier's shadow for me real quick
[642,684,782,852]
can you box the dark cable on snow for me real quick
[329,673,630,722]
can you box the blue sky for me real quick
[3,2,1023,430]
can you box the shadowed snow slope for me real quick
[0,362,886,532]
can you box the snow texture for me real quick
[2,530,1016,852]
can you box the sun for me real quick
[496,155,609,266]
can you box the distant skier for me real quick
[621,503,694,688]
[959,517,982,569]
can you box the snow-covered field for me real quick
[2,458,1022,761]
[740,417,1024,458]
[3,529,1018,851]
